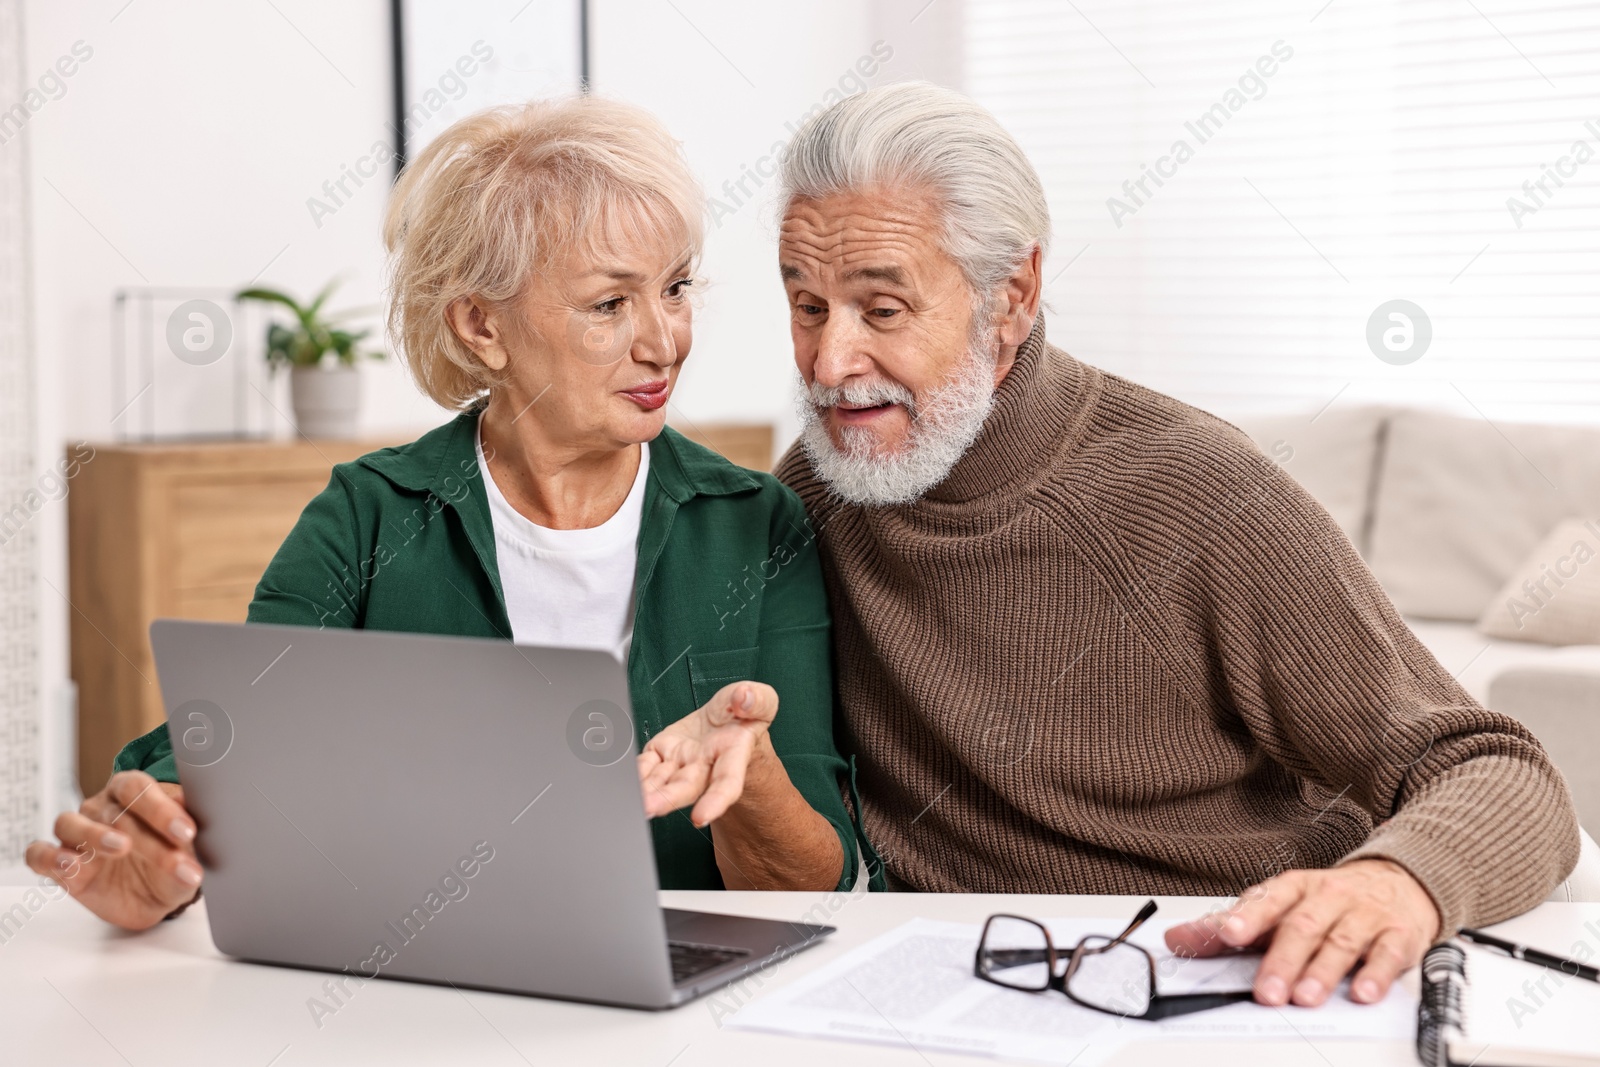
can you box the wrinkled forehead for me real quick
[778,188,950,284]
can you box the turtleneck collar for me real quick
[912,313,1096,515]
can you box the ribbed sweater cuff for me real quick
[1339,755,1579,935]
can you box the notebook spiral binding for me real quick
[1417,941,1469,1067]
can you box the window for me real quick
[966,0,1600,422]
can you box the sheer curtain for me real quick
[965,0,1600,423]
[0,0,41,862]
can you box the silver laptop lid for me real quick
[150,619,676,1008]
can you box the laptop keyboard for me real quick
[668,940,752,984]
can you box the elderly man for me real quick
[772,81,1580,1010]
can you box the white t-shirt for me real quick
[476,417,648,663]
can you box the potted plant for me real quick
[236,280,384,439]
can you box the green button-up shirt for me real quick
[116,413,859,891]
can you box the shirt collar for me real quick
[356,409,764,505]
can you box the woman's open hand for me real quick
[24,769,202,931]
[637,681,778,827]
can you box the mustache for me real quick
[805,378,918,417]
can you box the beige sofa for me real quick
[1235,406,1600,900]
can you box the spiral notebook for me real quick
[1418,941,1600,1067]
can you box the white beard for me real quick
[798,340,999,506]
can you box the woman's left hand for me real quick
[637,681,778,826]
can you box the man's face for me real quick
[780,186,985,459]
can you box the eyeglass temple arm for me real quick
[1143,990,1255,1021]
[1107,900,1161,949]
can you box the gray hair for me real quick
[778,81,1051,303]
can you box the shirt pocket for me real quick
[687,645,760,707]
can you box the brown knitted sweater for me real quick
[776,318,1579,932]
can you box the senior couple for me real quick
[30,84,1579,1011]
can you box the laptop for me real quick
[148,618,835,1009]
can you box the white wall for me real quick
[589,0,885,450]
[26,0,433,445]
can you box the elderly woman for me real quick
[26,97,856,930]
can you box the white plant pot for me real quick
[289,363,362,439]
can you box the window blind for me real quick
[0,0,41,861]
[964,0,1600,422]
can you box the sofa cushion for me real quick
[1230,405,1388,552]
[1489,668,1600,831]
[1478,518,1600,645]
[1367,410,1600,620]
[1405,616,1600,703]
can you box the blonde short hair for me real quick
[384,97,704,410]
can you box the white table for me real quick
[4,885,1596,1066]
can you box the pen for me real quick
[1458,927,1600,983]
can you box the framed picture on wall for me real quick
[391,0,587,170]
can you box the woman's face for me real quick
[474,206,697,451]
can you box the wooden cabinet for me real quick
[67,438,404,792]
[674,422,773,474]
[66,423,773,793]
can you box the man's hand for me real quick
[23,770,202,931]
[1163,858,1442,1007]
[637,681,779,827]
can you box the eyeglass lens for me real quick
[1066,935,1154,1015]
[978,916,1054,991]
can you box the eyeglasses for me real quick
[974,900,1254,1021]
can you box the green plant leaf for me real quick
[241,278,381,369]
[235,287,306,315]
